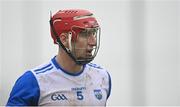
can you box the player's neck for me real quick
[56,50,83,74]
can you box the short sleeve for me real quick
[6,71,40,106]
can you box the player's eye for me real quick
[87,31,95,36]
[79,28,98,38]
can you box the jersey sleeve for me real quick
[6,71,40,106]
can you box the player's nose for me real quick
[88,35,96,46]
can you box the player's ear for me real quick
[59,33,68,46]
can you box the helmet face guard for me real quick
[70,27,100,65]
[50,9,100,65]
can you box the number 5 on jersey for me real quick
[76,91,84,100]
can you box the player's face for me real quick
[72,28,99,60]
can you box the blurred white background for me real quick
[0,0,180,106]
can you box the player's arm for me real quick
[6,71,40,106]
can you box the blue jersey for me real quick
[6,56,111,106]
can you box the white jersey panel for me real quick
[31,57,110,106]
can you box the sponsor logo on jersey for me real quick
[94,89,102,100]
[71,87,86,91]
[51,92,68,101]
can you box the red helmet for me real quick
[50,9,99,44]
[50,9,100,65]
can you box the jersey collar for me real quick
[51,56,86,76]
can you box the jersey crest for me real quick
[94,89,103,100]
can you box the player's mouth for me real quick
[86,49,93,57]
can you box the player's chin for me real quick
[86,53,93,57]
[86,52,94,58]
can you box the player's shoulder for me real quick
[30,61,55,76]
[86,62,109,76]
[87,63,104,69]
